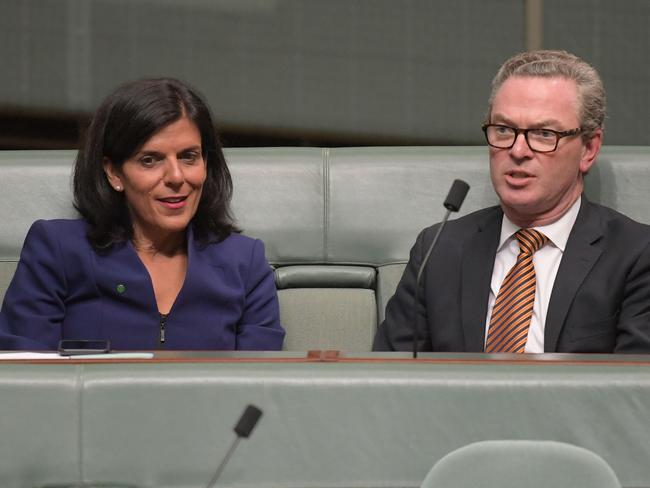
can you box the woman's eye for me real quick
[180,152,200,163]
[139,156,156,167]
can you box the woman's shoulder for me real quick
[221,232,259,246]
[26,218,89,242]
[197,230,254,247]
[197,232,269,265]
[19,219,93,267]
[30,218,87,231]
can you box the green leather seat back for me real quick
[2,147,650,350]
[421,440,621,488]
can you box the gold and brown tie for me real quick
[485,228,549,353]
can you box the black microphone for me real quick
[443,179,470,212]
[412,179,470,358]
[206,404,263,488]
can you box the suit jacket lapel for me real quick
[461,208,502,351]
[544,198,604,351]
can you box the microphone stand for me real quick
[206,437,242,488]
[206,404,263,488]
[412,179,469,358]
[412,209,452,358]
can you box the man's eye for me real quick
[533,129,556,139]
[495,126,512,135]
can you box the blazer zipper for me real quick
[159,313,168,346]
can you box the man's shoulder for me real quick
[451,205,502,226]
[572,200,650,262]
[583,200,650,236]
[413,206,501,250]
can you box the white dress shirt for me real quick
[484,197,582,353]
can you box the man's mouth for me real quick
[507,170,533,179]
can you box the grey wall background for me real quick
[0,0,648,147]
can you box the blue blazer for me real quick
[0,219,285,351]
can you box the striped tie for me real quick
[485,228,548,353]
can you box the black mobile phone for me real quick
[58,339,111,355]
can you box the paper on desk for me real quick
[71,352,154,359]
[0,352,154,360]
[0,352,69,360]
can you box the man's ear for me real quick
[579,128,603,174]
[102,158,124,191]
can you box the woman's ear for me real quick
[102,158,124,192]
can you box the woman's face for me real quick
[103,116,207,246]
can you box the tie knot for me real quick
[515,228,548,254]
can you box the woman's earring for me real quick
[115,185,122,191]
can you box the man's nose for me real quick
[509,132,534,159]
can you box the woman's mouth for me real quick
[158,195,188,209]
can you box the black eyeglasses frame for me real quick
[481,123,582,153]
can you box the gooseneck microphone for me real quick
[412,179,470,358]
[206,404,263,488]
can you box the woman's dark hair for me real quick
[73,77,239,249]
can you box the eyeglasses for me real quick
[482,124,582,153]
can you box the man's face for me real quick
[488,75,602,227]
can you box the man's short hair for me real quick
[487,50,606,140]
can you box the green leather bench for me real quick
[1,147,650,351]
[1,354,650,488]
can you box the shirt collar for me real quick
[497,196,582,252]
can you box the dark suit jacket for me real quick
[374,198,650,353]
[0,219,285,351]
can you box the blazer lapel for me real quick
[544,199,604,351]
[461,208,502,351]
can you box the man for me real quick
[373,50,650,353]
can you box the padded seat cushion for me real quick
[279,288,376,351]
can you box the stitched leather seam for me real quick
[322,147,330,263]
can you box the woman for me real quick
[0,78,285,350]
